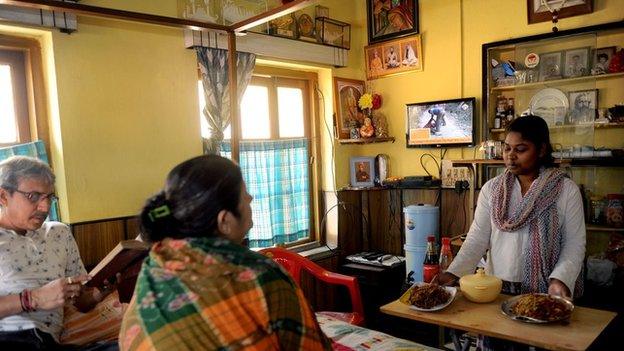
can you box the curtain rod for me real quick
[0,0,319,33]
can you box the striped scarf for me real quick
[491,168,582,296]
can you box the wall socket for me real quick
[441,160,471,188]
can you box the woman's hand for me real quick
[548,278,571,299]
[432,272,459,286]
[31,274,89,310]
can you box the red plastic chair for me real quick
[260,247,365,326]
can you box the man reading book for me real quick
[0,156,118,349]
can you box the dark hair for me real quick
[506,115,555,168]
[597,53,608,61]
[140,155,243,242]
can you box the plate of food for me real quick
[501,293,574,324]
[399,282,457,312]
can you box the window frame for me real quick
[0,49,30,146]
[0,36,51,156]
[231,69,322,248]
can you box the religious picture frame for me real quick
[527,0,593,24]
[350,156,376,188]
[365,35,422,80]
[333,77,365,139]
[367,0,419,44]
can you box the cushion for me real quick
[59,290,128,346]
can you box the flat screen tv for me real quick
[405,97,476,148]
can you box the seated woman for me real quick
[119,155,331,350]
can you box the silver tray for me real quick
[501,293,574,324]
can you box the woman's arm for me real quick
[0,295,24,319]
[549,180,586,297]
[446,181,493,278]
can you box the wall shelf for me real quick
[338,137,395,145]
[491,72,624,92]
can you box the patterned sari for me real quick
[119,237,331,350]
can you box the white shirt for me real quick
[447,176,585,294]
[0,222,86,341]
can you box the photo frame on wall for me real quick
[527,0,593,24]
[333,77,365,139]
[350,156,376,188]
[367,0,419,44]
[365,35,422,80]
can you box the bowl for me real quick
[459,268,502,303]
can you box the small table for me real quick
[380,293,616,351]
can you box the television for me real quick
[405,97,476,147]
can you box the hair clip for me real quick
[148,205,171,222]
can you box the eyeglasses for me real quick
[12,189,58,204]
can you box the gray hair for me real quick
[0,156,55,192]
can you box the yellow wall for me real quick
[2,1,202,222]
[331,0,624,188]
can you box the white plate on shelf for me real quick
[529,88,569,126]
[399,282,457,312]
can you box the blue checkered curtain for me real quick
[0,141,60,221]
[221,139,310,248]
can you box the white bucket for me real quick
[404,244,427,282]
[403,204,439,247]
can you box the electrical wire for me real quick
[419,153,441,178]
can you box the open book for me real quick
[86,240,150,303]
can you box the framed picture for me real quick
[367,0,419,44]
[563,47,590,78]
[591,46,616,75]
[333,77,365,139]
[568,89,598,124]
[538,51,563,81]
[527,0,593,24]
[350,156,375,188]
[365,35,422,80]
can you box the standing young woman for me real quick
[436,115,585,348]
[119,155,331,351]
[436,115,585,295]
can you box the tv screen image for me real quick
[406,97,476,147]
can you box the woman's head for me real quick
[140,155,253,243]
[503,115,555,175]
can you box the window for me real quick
[0,49,30,146]
[200,74,318,248]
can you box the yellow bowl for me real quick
[459,268,502,303]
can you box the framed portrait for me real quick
[527,0,593,24]
[563,47,590,78]
[367,0,419,44]
[538,51,563,81]
[333,77,365,139]
[350,156,375,188]
[568,89,598,124]
[591,46,616,75]
[365,35,422,80]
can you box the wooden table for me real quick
[380,293,616,351]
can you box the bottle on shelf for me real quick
[439,237,454,273]
[423,235,439,283]
[493,114,502,129]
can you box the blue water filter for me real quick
[403,204,439,281]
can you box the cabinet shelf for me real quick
[338,137,395,144]
[489,122,624,133]
[491,72,624,92]
[586,224,624,232]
